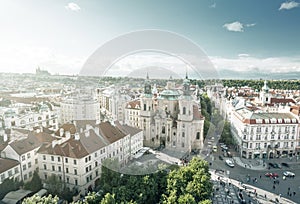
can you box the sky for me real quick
[0,0,300,78]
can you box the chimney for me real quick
[85,130,90,137]
[3,134,8,142]
[59,128,64,137]
[65,131,71,140]
[74,132,80,140]
[52,140,58,148]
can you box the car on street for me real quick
[281,162,290,168]
[225,159,235,168]
[283,171,295,177]
[221,145,228,151]
[268,162,275,168]
[213,145,218,152]
[265,172,279,178]
[273,163,281,168]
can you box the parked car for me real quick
[221,145,228,151]
[219,155,223,160]
[268,163,275,168]
[265,172,279,178]
[281,162,290,168]
[273,163,281,168]
[225,159,235,168]
[283,171,295,177]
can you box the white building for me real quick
[0,132,42,182]
[60,95,100,124]
[0,103,58,131]
[37,120,143,195]
[231,107,299,159]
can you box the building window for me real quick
[35,159,38,164]
[66,177,69,183]
[51,156,54,161]
[22,155,26,161]
[74,169,77,175]
[86,177,89,183]
[75,179,78,185]
[57,157,61,162]
[74,159,77,165]
[65,158,68,163]
[8,170,12,177]
[29,171,32,177]
[14,167,19,174]
[86,167,89,173]
[44,164,47,170]
[182,132,185,138]
[66,168,69,173]
[182,142,185,148]
[264,143,267,148]
[24,174,27,180]
[27,153,31,159]
[52,166,55,171]
[196,132,200,140]
[58,166,62,172]
[23,164,26,171]
[43,155,46,160]
[183,107,186,115]
[85,157,88,163]
[44,174,48,180]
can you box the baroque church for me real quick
[127,74,205,153]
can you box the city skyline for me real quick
[0,0,300,77]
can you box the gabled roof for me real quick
[115,121,142,136]
[9,133,41,155]
[126,100,140,110]
[0,158,19,173]
[98,122,126,144]
[55,123,76,136]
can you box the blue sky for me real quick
[0,0,300,76]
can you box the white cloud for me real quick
[223,21,244,32]
[246,23,256,27]
[209,3,216,8]
[223,21,256,32]
[209,55,300,73]
[238,53,250,58]
[65,2,81,11]
[279,1,299,10]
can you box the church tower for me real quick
[140,73,154,146]
[260,80,271,106]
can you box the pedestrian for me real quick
[293,191,296,196]
[264,194,267,199]
[260,175,262,179]
[273,185,276,190]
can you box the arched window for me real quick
[162,126,165,134]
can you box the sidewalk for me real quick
[211,170,296,204]
[233,157,267,170]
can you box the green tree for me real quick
[100,193,116,204]
[162,157,213,204]
[0,177,23,200]
[22,194,59,204]
[24,170,43,192]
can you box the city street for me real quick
[207,150,300,203]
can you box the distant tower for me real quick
[260,80,271,106]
